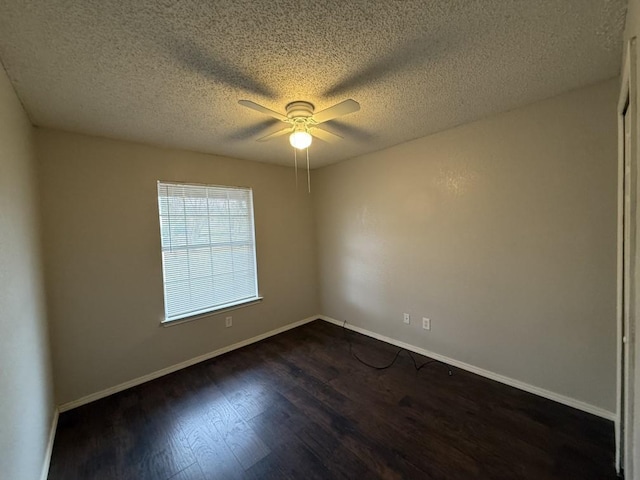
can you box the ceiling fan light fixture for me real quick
[289,130,312,150]
[238,98,360,193]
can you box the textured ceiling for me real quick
[0,0,627,168]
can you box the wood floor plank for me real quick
[167,462,205,480]
[48,320,617,480]
[179,409,244,480]
[281,383,436,479]
[247,392,377,479]
[242,431,334,480]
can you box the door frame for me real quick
[617,36,637,476]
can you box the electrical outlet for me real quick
[422,317,430,330]
[225,316,233,328]
[403,313,410,324]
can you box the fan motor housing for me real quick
[286,101,314,119]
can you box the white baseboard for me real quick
[318,315,616,421]
[58,315,320,412]
[40,407,59,480]
[57,313,615,422]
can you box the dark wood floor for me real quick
[48,320,617,480]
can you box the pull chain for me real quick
[294,148,298,190]
[306,146,311,193]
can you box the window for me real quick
[157,182,260,323]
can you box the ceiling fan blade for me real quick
[238,100,288,122]
[311,126,343,143]
[312,99,360,124]
[257,127,291,142]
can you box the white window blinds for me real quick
[157,182,259,322]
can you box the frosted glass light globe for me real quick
[289,131,312,149]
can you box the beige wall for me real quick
[37,130,319,405]
[0,66,54,479]
[314,79,619,413]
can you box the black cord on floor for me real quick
[342,320,452,376]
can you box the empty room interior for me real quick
[3,1,640,479]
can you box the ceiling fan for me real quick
[237,98,360,149]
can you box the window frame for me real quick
[156,180,262,325]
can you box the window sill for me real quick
[160,297,263,327]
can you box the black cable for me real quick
[342,320,452,376]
